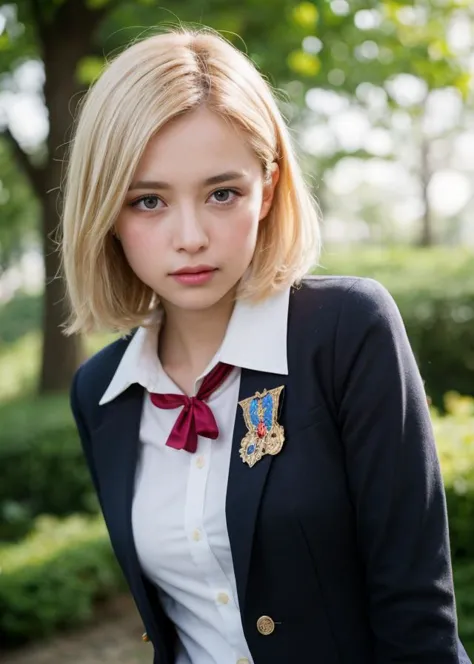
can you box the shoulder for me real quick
[72,333,133,411]
[290,275,400,328]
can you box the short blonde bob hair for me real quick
[62,27,321,334]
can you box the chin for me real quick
[163,285,235,312]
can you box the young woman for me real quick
[62,28,470,664]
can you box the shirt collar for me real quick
[98,286,290,405]
[215,286,289,375]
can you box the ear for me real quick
[259,162,280,221]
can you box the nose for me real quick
[173,206,209,254]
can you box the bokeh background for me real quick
[1,1,474,662]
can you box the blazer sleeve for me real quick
[333,278,462,663]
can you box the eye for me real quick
[130,195,164,211]
[209,188,240,205]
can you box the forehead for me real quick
[134,106,261,181]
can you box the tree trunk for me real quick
[419,135,434,247]
[38,1,106,392]
[38,188,83,393]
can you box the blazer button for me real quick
[256,615,275,635]
[142,631,150,642]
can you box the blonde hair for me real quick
[61,27,321,334]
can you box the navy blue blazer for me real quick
[70,276,471,664]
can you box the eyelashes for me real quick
[129,188,242,211]
[130,195,163,211]
[208,188,241,205]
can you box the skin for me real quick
[115,106,279,392]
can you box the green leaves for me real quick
[0,514,125,645]
[0,0,472,268]
[86,0,115,9]
[318,247,474,408]
[288,50,321,77]
[292,2,319,29]
[76,55,105,85]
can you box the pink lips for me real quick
[170,265,217,286]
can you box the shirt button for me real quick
[217,592,230,604]
[192,529,201,542]
[237,660,249,664]
[196,456,205,469]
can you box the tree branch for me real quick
[3,128,46,201]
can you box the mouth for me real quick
[169,265,218,286]
[171,265,217,276]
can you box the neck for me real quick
[159,290,235,378]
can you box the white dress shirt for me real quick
[99,287,290,664]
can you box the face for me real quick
[115,106,278,315]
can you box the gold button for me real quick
[256,615,275,635]
[142,631,150,642]
[217,592,229,604]
[196,456,205,468]
[192,529,201,542]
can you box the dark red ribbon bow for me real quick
[150,362,233,453]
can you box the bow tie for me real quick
[149,362,234,453]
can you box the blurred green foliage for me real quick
[0,139,40,274]
[318,247,474,408]
[0,293,42,343]
[455,562,474,654]
[0,331,114,402]
[0,395,97,541]
[0,514,125,646]
[433,393,474,561]
[0,332,41,401]
[0,0,470,265]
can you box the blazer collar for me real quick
[99,286,290,405]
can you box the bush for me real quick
[0,395,97,541]
[319,247,474,409]
[0,513,126,646]
[455,562,474,656]
[433,393,474,562]
[0,293,42,344]
[0,332,41,401]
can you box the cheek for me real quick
[116,218,164,276]
[120,230,147,266]
[219,206,260,251]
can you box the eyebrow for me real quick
[128,171,246,191]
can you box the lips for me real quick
[170,266,217,286]
[171,265,216,276]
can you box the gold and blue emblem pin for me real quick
[238,386,285,467]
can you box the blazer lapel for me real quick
[90,384,160,638]
[226,368,288,610]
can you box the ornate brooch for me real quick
[238,386,285,467]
